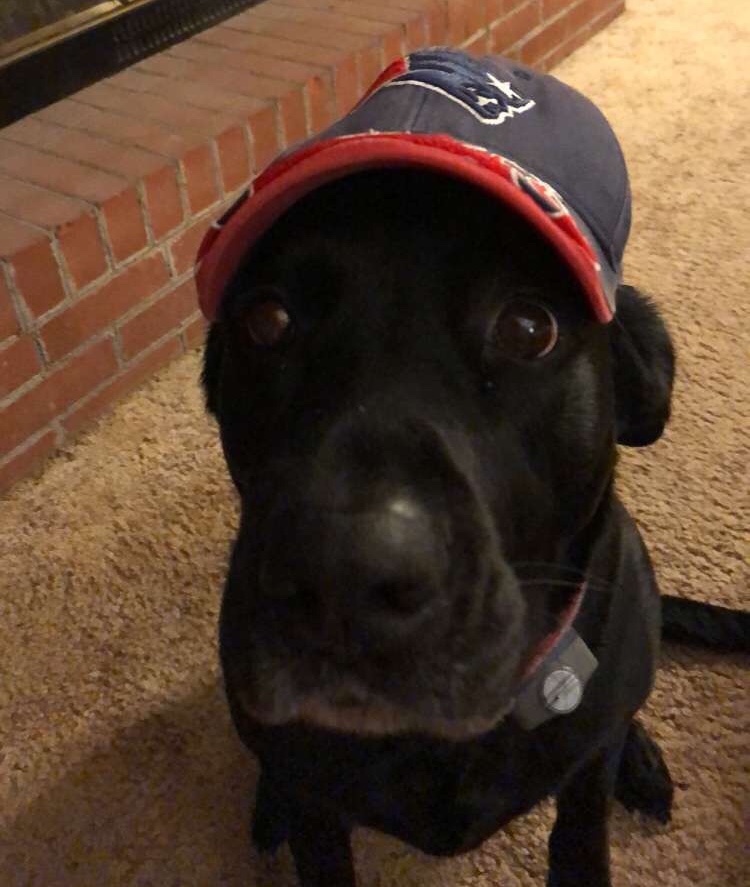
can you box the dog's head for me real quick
[202,169,674,739]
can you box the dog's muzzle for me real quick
[259,491,451,650]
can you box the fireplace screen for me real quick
[0,0,266,127]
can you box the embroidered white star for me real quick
[486,73,523,101]
[381,61,536,124]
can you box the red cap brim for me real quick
[196,133,613,323]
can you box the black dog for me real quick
[200,166,747,886]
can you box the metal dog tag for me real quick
[511,629,598,731]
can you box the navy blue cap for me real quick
[197,49,631,322]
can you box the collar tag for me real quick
[511,629,598,731]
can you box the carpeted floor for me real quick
[1,0,748,884]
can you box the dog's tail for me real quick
[661,595,750,653]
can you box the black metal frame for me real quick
[1,0,266,128]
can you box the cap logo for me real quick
[382,50,535,125]
[500,156,601,271]
[502,159,567,219]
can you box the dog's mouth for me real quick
[236,676,516,741]
[295,696,517,740]
[234,583,585,740]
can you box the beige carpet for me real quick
[1,1,748,884]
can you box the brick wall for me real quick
[0,0,625,493]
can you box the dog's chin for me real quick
[237,682,515,741]
[295,697,515,741]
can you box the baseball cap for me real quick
[196,49,631,323]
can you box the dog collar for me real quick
[511,584,598,731]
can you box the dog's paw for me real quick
[614,720,673,824]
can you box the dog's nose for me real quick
[262,493,447,645]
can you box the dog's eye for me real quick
[491,300,558,360]
[244,299,293,348]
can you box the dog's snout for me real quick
[348,495,443,623]
[261,493,448,645]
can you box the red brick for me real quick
[358,44,383,94]
[544,18,592,69]
[520,9,570,64]
[107,68,169,94]
[467,0,490,36]
[62,336,183,438]
[492,0,529,15]
[567,0,607,35]
[307,74,334,131]
[464,29,491,55]
[0,335,42,400]
[119,278,198,360]
[169,38,330,89]
[426,5,448,43]
[446,0,470,44]
[405,13,428,51]
[490,1,541,52]
[0,117,165,181]
[0,173,88,231]
[170,216,216,276]
[41,253,170,362]
[102,188,148,264]
[0,337,117,458]
[543,0,574,16]
[248,105,281,173]
[225,12,369,51]
[0,141,126,205]
[275,0,415,25]
[37,100,196,159]
[136,52,299,106]
[362,0,438,11]
[182,144,220,215]
[183,313,207,349]
[272,1,409,38]
[524,0,622,68]
[0,430,58,495]
[589,0,625,34]
[143,165,184,241]
[216,126,252,193]
[0,270,21,341]
[334,55,361,115]
[73,81,238,140]
[57,212,108,290]
[281,89,308,144]
[0,215,45,257]
[117,66,260,118]
[196,25,348,67]
[382,29,404,66]
[251,4,395,38]
[132,52,195,79]
[8,236,67,318]
[113,64,272,119]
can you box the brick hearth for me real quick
[0,0,625,492]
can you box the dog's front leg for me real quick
[251,770,290,853]
[288,806,355,887]
[546,740,622,887]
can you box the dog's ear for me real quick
[201,322,224,417]
[609,285,676,447]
